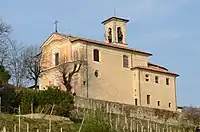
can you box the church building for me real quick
[39,17,179,111]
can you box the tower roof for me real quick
[101,17,129,25]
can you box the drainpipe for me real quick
[174,77,177,111]
[86,42,89,98]
[139,70,142,106]
[131,52,133,68]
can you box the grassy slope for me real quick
[0,114,79,132]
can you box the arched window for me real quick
[108,28,112,43]
[117,27,123,43]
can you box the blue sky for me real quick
[1,0,200,107]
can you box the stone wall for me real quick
[74,96,181,125]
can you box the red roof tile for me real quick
[70,37,152,56]
[131,66,179,77]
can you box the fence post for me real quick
[141,125,144,132]
[31,103,33,119]
[14,124,16,132]
[49,104,55,132]
[130,118,133,132]
[109,108,112,130]
[19,105,21,132]
[115,117,118,130]
[3,126,6,132]
[136,123,138,132]
[27,123,29,132]
[147,120,150,132]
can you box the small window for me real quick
[145,74,149,81]
[55,52,59,66]
[93,49,99,62]
[147,95,150,105]
[166,78,169,85]
[83,81,86,85]
[123,55,129,68]
[73,50,79,60]
[157,101,160,106]
[155,76,159,83]
[169,103,171,108]
[135,99,138,106]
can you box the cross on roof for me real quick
[54,20,58,32]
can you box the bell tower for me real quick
[102,17,129,47]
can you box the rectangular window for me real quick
[93,49,99,62]
[55,52,59,66]
[123,55,129,68]
[157,101,160,106]
[147,95,150,105]
[169,103,171,108]
[145,74,149,81]
[155,76,159,83]
[73,50,79,60]
[135,99,138,106]
[166,78,169,85]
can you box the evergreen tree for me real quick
[0,65,10,84]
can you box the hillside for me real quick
[0,113,79,132]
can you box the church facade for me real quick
[39,17,179,111]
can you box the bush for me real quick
[14,86,74,117]
[81,115,115,132]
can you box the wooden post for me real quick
[37,129,39,132]
[130,118,133,132]
[19,105,21,132]
[93,108,96,118]
[60,127,63,132]
[49,104,55,132]
[14,124,17,132]
[0,97,1,113]
[27,123,29,132]
[106,102,109,113]
[109,108,112,130]
[3,126,6,132]
[136,123,139,132]
[155,123,157,132]
[115,117,118,130]
[147,120,150,132]
[141,126,144,132]
[31,103,33,119]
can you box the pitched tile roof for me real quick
[43,32,152,56]
[101,17,129,24]
[69,36,152,56]
[131,66,179,77]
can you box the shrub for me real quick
[81,115,115,132]
[15,86,74,117]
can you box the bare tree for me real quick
[0,19,12,66]
[22,45,45,88]
[8,40,26,87]
[59,60,83,93]
[181,107,200,126]
[58,50,86,93]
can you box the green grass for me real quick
[0,113,80,132]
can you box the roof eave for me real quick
[71,39,152,56]
[101,17,129,25]
[131,67,179,77]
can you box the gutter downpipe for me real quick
[86,41,89,98]
[139,70,142,106]
[174,77,177,111]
